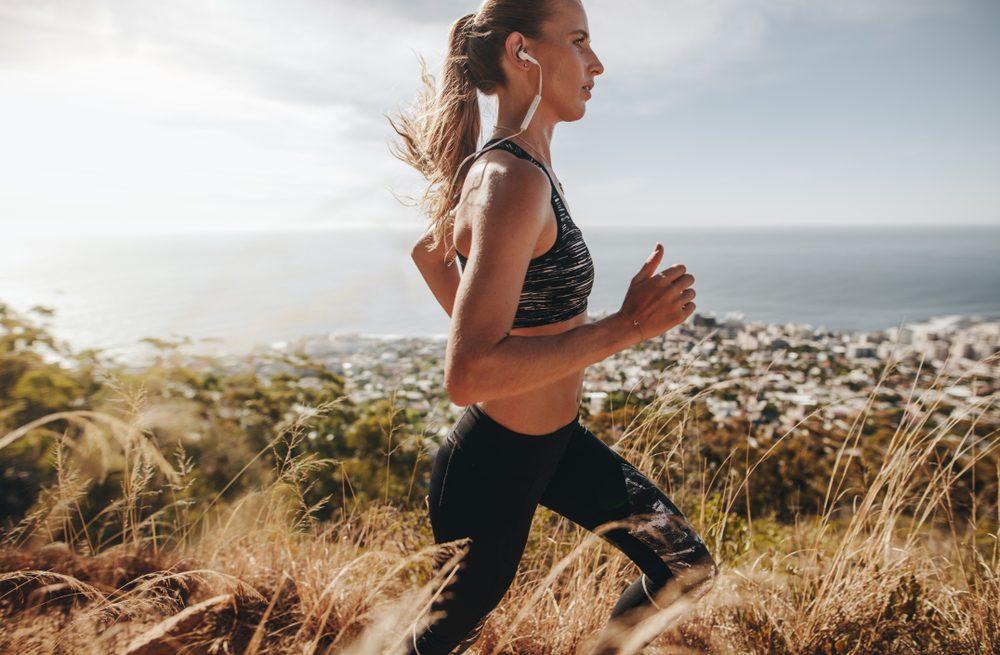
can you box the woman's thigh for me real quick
[538,424,713,582]
[428,432,540,549]
[421,407,575,632]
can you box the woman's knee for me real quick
[426,539,521,628]
[684,553,718,599]
[625,510,718,601]
[637,551,717,616]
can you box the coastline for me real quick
[85,310,1000,442]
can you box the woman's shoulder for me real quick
[459,150,550,218]
[468,144,548,189]
[454,152,552,259]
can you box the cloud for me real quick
[0,0,979,234]
[0,0,955,118]
[0,0,447,117]
[585,0,951,85]
[0,0,456,233]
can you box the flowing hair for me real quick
[386,1,556,258]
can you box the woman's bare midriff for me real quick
[453,152,587,436]
[474,308,589,436]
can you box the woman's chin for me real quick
[564,103,588,122]
[555,100,588,123]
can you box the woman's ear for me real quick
[504,32,530,68]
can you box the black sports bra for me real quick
[455,138,595,329]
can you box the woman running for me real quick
[388,1,717,653]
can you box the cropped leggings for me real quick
[407,403,717,655]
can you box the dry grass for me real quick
[0,350,997,654]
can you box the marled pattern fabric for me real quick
[456,138,595,328]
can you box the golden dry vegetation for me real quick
[1,332,997,654]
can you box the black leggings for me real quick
[407,403,717,655]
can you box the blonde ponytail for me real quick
[386,2,555,257]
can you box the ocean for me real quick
[2,225,998,363]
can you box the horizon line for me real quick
[4,221,999,238]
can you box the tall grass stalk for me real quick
[0,352,996,654]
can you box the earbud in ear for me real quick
[514,47,542,130]
[517,48,539,66]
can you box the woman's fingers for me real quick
[633,243,664,282]
[621,242,699,338]
[665,271,694,290]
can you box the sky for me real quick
[0,0,997,236]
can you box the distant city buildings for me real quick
[247,312,999,440]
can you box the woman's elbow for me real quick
[410,243,426,264]
[445,355,479,406]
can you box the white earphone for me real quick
[517,48,539,66]
[446,46,544,217]
[516,48,542,130]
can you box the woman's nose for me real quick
[591,52,605,76]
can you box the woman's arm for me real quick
[449,266,694,406]
[447,314,638,405]
[444,160,696,406]
[438,154,694,405]
[411,225,461,318]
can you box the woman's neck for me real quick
[489,128,552,169]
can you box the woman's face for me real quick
[532,0,605,123]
